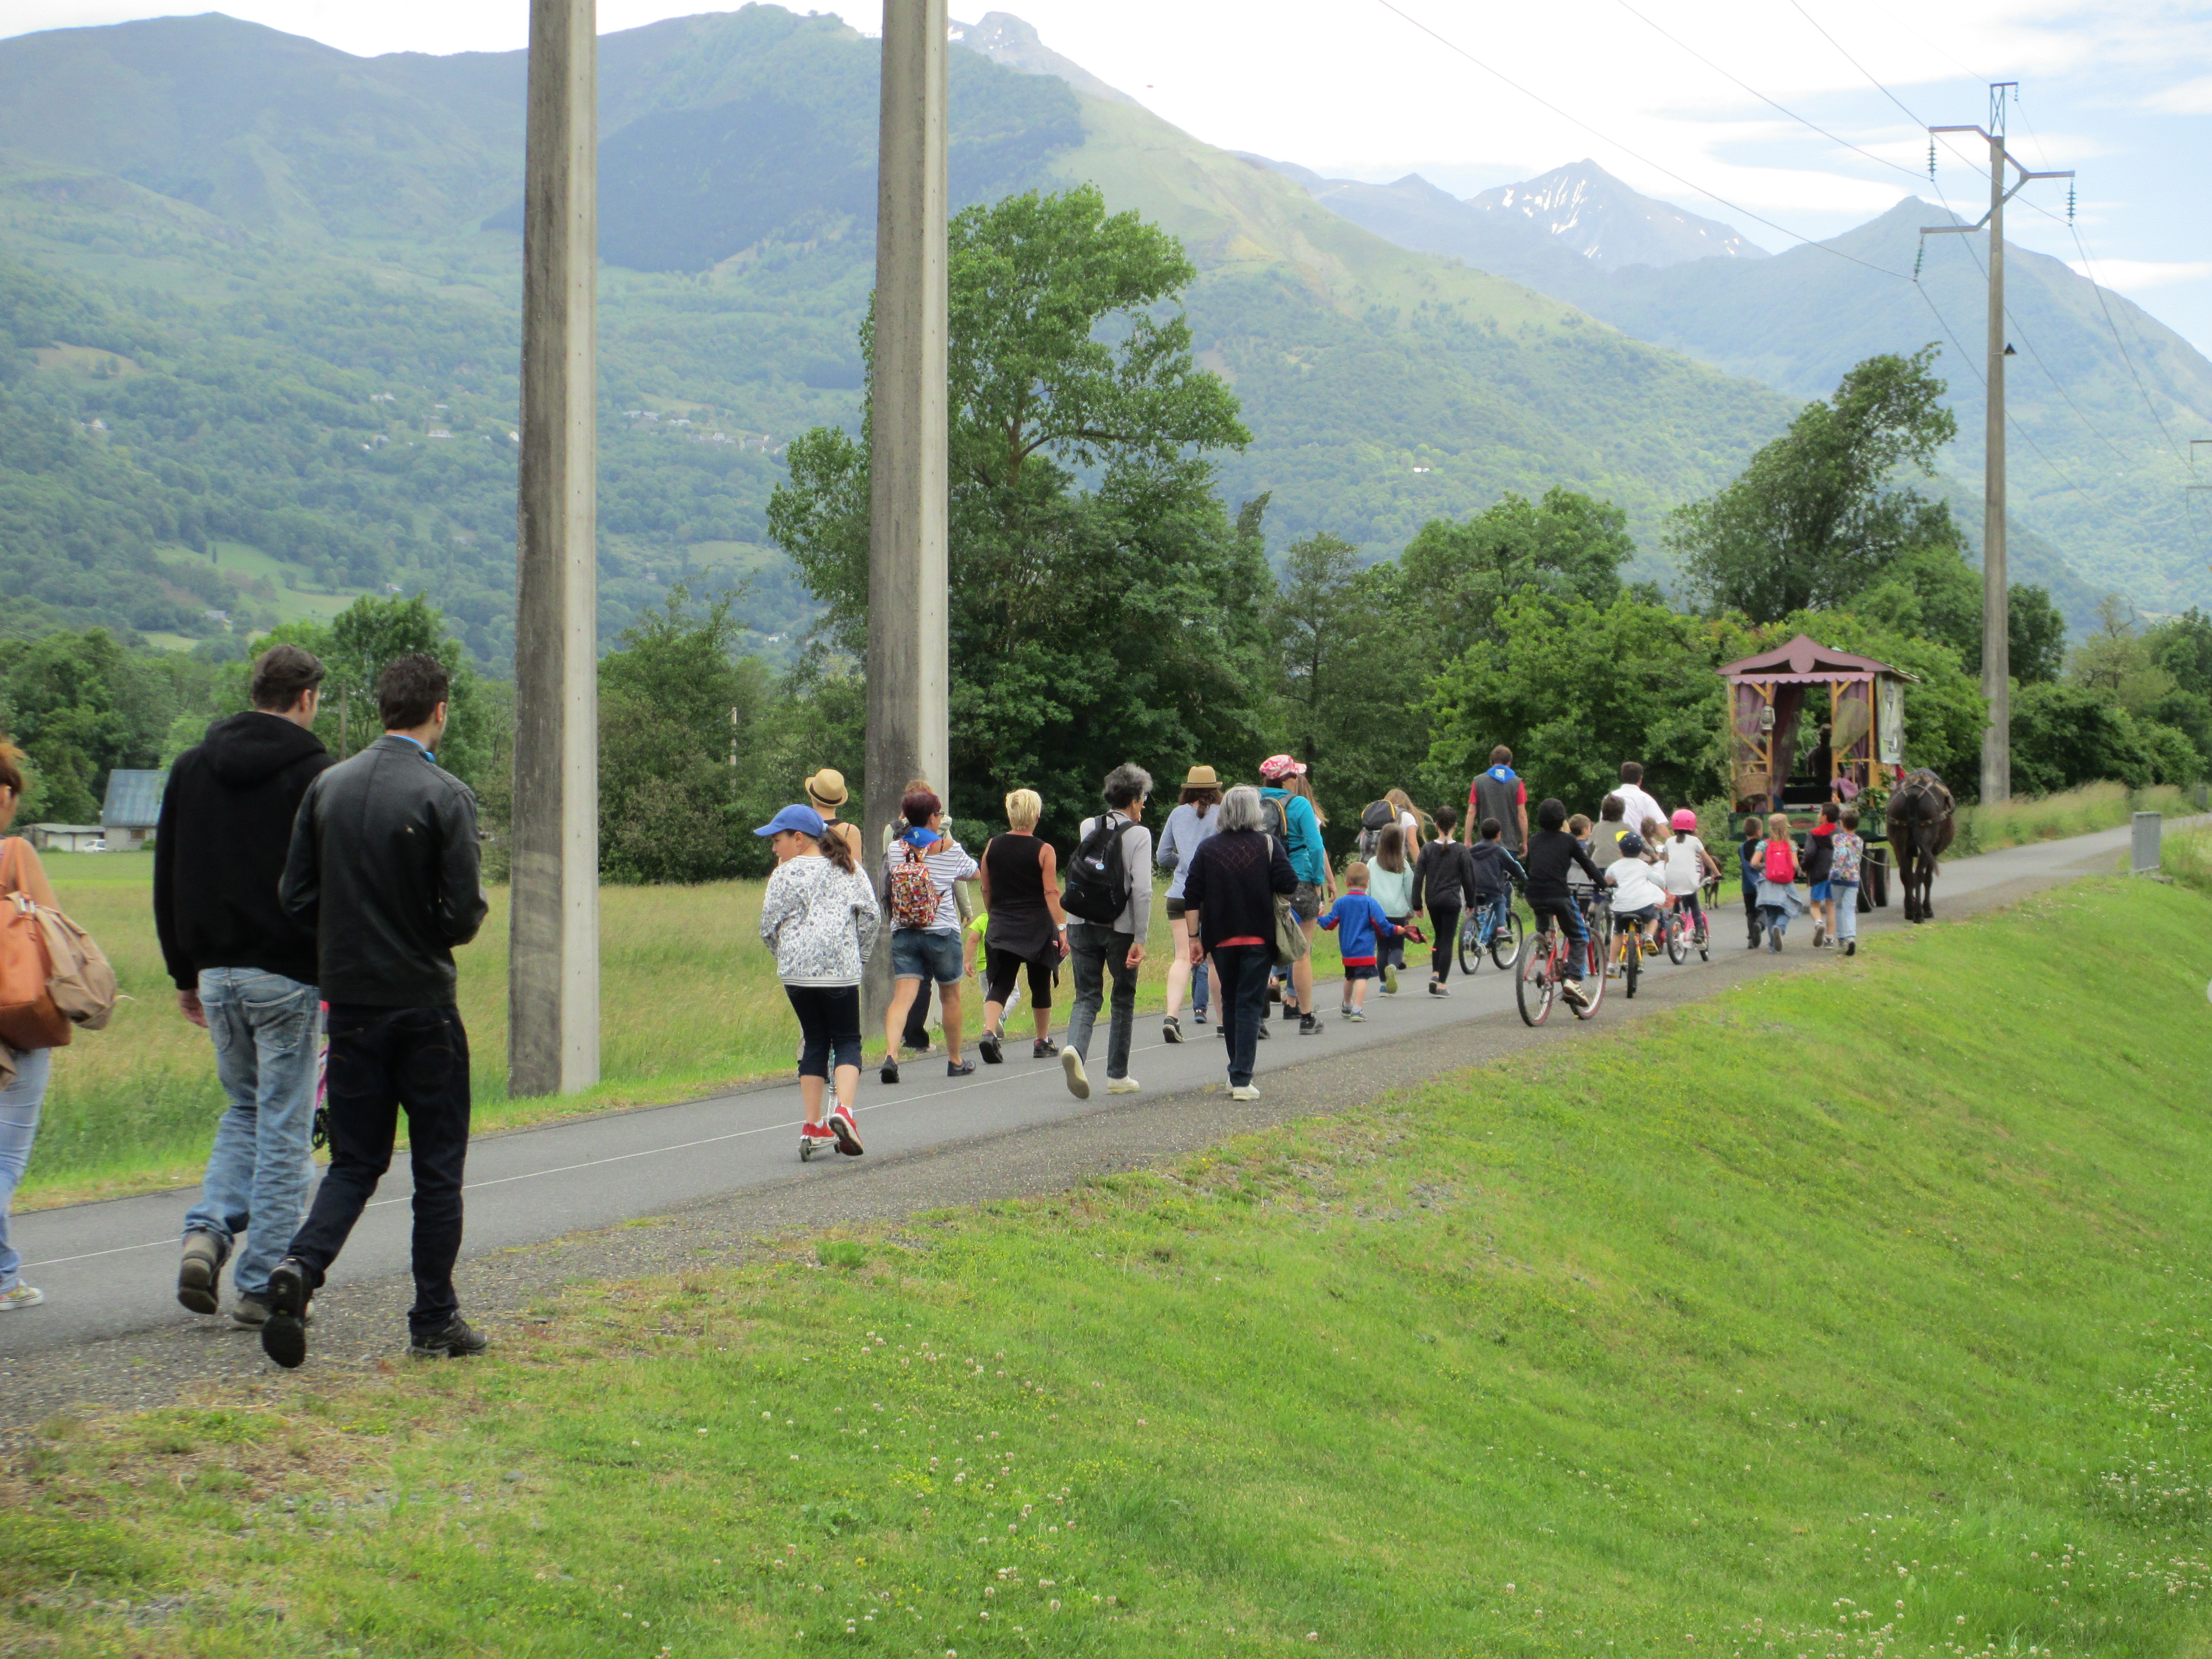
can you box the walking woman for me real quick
[1183,785,1297,1102]
[976,788,1069,1064]
[880,788,979,1081]
[757,804,880,1161]
[0,740,59,1311]
[1258,756,1332,1035]
[1157,765,1222,1044]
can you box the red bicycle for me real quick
[1516,884,1607,1026]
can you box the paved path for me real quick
[0,823,2150,1419]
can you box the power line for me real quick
[2066,222,2187,464]
[1609,0,1924,183]
[1911,281,2100,503]
[1363,0,1914,280]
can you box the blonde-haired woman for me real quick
[975,788,1069,1064]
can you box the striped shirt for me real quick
[883,836,979,932]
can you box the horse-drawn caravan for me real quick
[1718,634,1957,921]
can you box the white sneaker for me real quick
[0,1283,46,1312]
[1062,1047,1091,1100]
[1228,1083,1261,1102]
[1106,1076,1141,1094]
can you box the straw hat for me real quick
[803,768,849,808]
[1183,764,1220,788]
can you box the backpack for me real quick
[888,841,940,929]
[1355,799,1395,859]
[1060,814,1130,925]
[1763,836,1797,884]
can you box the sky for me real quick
[8,0,2211,355]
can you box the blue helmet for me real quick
[1618,832,1647,858]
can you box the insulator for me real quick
[2067,182,2076,223]
[1912,241,1925,280]
[1927,139,1937,180]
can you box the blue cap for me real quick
[1618,832,1646,857]
[755,804,826,839]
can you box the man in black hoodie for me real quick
[156,643,333,1327]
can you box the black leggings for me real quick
[786,984,863,1079]
[985,945,1055,1010]
[1427,902,1462,981]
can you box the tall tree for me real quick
[1396,485,1634,666]
[1668,347,1961,622]
[769,185,1267,837]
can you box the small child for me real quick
[1662,808,1719,940]
[1830,807,1865,957]
[1737,814,1765,949]
[1604,831,1670,975]
[1366,827,1417,995]
[1464,815,1526,957]
[1567,813,1593,855]
[1320,863,1409,1022]
[963,907,1021,1022]
[1591,794,1629,870]
[1755,811,1803,952]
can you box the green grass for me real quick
[10,877,2212,1656]
[1952,782,2191,857]
[30,856,1348,1205]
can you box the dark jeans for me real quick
[903,978,933,1051]
[287,1003,471,1337]
[1066,922,1138,1079]
[1529,896,1588,981]
[1427,902,1462,981]
[1211,943,1273,1087]
[786,984,862,1079]
[1742,886,1760,937]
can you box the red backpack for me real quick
[1763,836,1797,883]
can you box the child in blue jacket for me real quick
[1320,864,1411,1023]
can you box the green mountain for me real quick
[0,7,1835,663]
[1254,156,2212,617]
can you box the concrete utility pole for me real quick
[509,0,601,1098]
[862,0,951,1031]
[1924,84,2070,805]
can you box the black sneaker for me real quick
[947,1058,975,1077]
[260,1257,312,1370]
[1255,1019,1271,1040]
[1032,1037,1058,1058]
[978,1029,1003,1065]
[409,1316,487,1359]
[1192,1007,1209,1026]
[1163,1014,1183,1044]
[1298,1012,1323,1036]
[879,1058,900,1085]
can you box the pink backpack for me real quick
[1763,837,1797,884]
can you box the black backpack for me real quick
[1356,798,1395,859]
[1060,813,1130,924]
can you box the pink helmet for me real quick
[1670,807,1698,832]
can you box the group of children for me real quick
[1737,801,1865,955]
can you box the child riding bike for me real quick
[1522,797,1604,1012]
[1603,832,1669,974]
[1662,807,1720,943]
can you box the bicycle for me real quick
[1457,889,1523,975]
[1659,894,1710,965]
[1516,883,1607,1026]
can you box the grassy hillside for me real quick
[10,876,2212,1654]
[0,5,1815,657]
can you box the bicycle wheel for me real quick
[1491,909,1522,970]
[1623,926,1641,998]
[1694,911,1710,962]
[1515,930,1553,1026]
[1576,913,1607,1017]
[1458,914,1485,977]
[1665,913,1689,966]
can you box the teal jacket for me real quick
[1260,786,1328,886]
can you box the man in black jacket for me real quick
[262,653,489,1369]
[157,643,333,1327]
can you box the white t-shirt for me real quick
[1613,782,1666,842]
[1606,857,1669,914]
[1662,833,1707,896]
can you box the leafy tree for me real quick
[2011,682,2201,794]
[0,628,220,821]
[2005,583,2068,685]
[1669,348,1961,622]
[1842,546,2065,685]
[2068,596,2174,717]
[1421,589,1733,817]
[1394,486,1634,667]
[769,186,1268,839]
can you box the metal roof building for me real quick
[100,769,167,851]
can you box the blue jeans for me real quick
[182,968,321,1299]
[1211,944,1273,1087]
[1529,896,1588,981]
[0,1046,51,1291]
[1833,881,1859,942]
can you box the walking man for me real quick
[262,654,489,1368]
[1060,764,1154,1100]
[157,644,334,1327]
[1469,745,1528,856]
[1612,762,1665,847]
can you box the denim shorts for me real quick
[890,926,963,985]
[1343,962,1380,981]
[1809,879,1833,902]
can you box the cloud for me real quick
[2145,74,2212,114]
[2068,259,2212,291]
